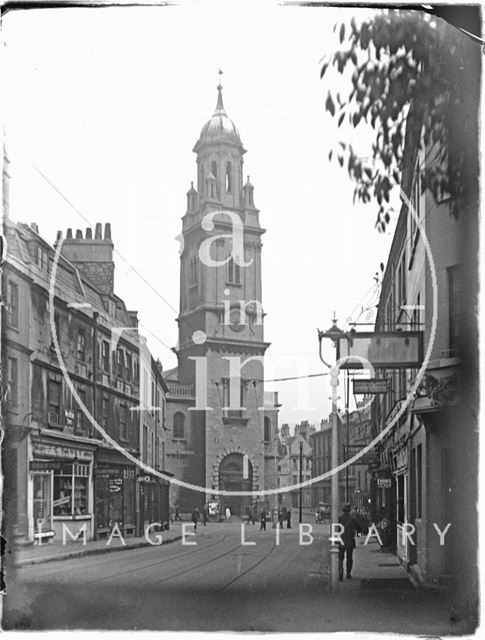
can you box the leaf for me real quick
[338,112,345,127]
[328,149,333,161]
[320,62,329,79]
[338,155,344,167]
[340,23,345,44]
[325,93,335,117]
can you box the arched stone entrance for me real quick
[218,453,253,518]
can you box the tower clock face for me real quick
[229,305,245,332]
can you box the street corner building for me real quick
[165,83,280,516]
[1,212,172,546]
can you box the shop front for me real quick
[137,472,171,535]
[94,449,136,539]
[30,438,96,543]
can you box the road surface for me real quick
[3,523,464,633]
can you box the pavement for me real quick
[10,523,184,568]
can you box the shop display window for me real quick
[53,463,90,517]
[33,473,52,532]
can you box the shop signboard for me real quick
[30,461,62,472]
[377,478,392,489]
[343,444,378,466]
[353,378,390,394]
[335,331,423,369]
[33,443,93,461]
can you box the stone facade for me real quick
[165,85,279,515]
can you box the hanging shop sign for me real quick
[377,478,392,489]
[353,378,390,394]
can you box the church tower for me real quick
[166,81,279,514]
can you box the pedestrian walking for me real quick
[248,507,255,525]
[202,504,208,526]
[174,503,183,522]
[286,507,292,529]
[191,506,200,532]
[278,507,285,528]
[225,507,231,522]
[338,503,360,581]
[260,508,267,531]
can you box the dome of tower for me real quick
[194,85,243,149]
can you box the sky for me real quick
[3,0,400,426]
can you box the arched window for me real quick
[173,412,185,439]
[225,162,232,193]
[264,417,271,443]
[227,257,241,285]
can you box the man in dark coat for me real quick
[260,508,267,531]
[191,506,200,532]
[286,507,292,529]
[338,503,360,580]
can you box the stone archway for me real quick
[218,453,253,518]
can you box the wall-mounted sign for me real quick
[30,461,62,472]
[33,444,94,461]
[377,478,392,488]
[353,378,390,394]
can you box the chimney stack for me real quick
[60,222,115,296]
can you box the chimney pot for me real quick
[31,222,39,233]
[86,228,92,239]
[104,223,111,240]
[66,228,73,239]
[95,223,102,239]
[76,229,83,239]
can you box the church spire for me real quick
[214,69,226,115]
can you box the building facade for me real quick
[3,219,170,544]
[165,84,279,516]
[371,71,479,603]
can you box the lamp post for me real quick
[318,313,344,592]
[299,440,303,524]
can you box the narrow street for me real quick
[4,522,464,634]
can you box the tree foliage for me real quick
[321,10,480,231]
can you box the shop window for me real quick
[173,412,185,439]
[120,404,128,441]
[53,463,90,517]
[7,357,18,408]
[77,327,86,361]
[48,379,62,427]
[101,340,110,372]
[7,280,19,328]
[33,474,52,533]
[264,417,271,443]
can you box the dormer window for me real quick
[37,245,49,271]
